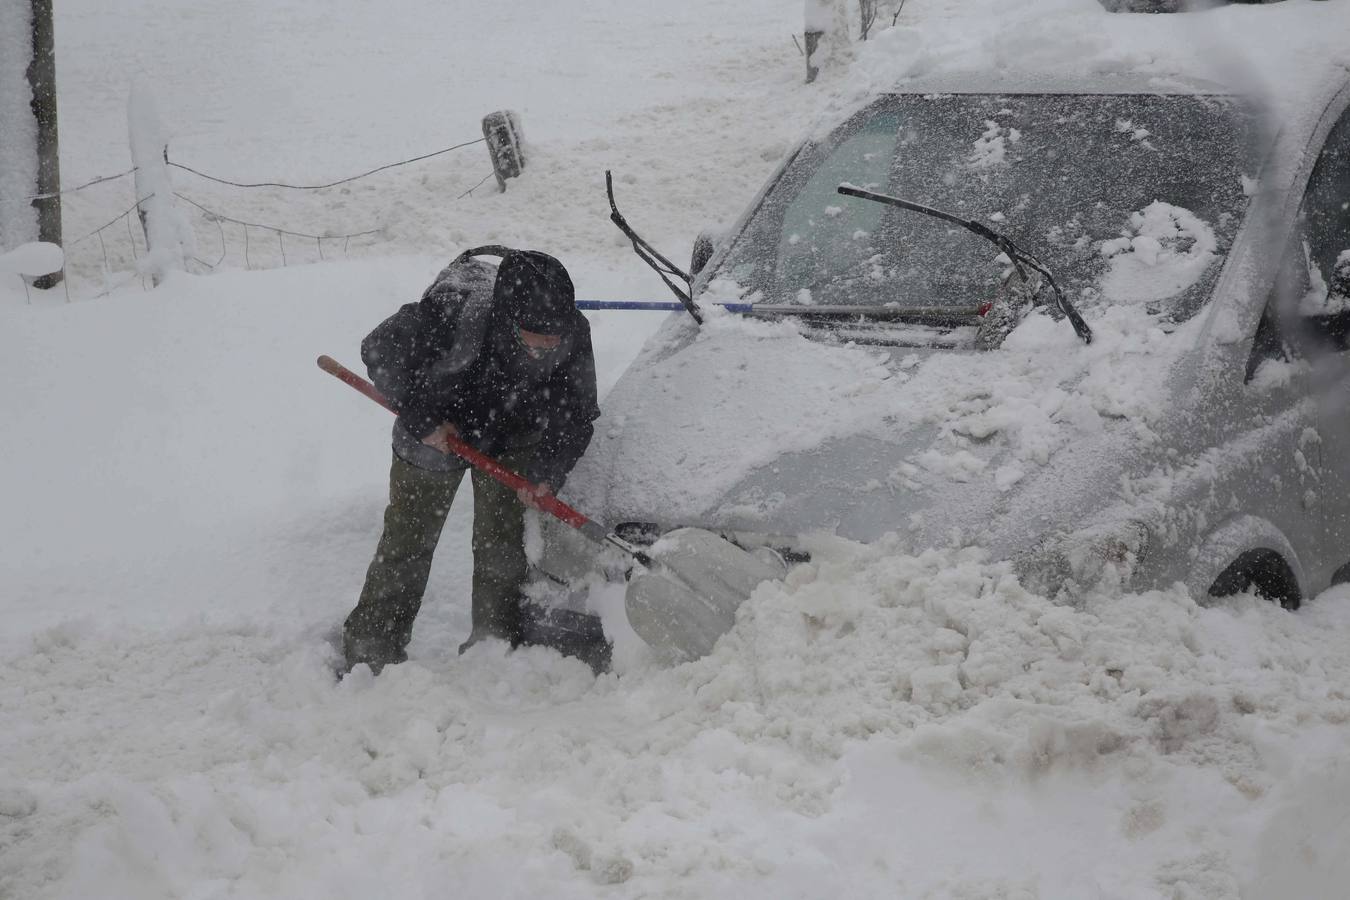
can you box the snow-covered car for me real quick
[543,70,1350,616]
[1099,0,1290,12]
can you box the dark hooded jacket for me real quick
[361,250,599,488]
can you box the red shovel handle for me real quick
[317,355,592,531]
[318,354,397,413]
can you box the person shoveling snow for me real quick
[338,247,603,674]
[325,246,785,676]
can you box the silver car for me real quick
[544,70,1350,615]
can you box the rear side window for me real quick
[1301,108,1350,296]
[1259,102,1350,367]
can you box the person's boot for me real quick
[456,624,521,656]
[342,633,408,675]
[458,593,526,655]
[456,631,494,655]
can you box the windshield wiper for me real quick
[837,185,1093,345]
[605,170,704,324]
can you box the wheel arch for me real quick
[1186,514,1305,608]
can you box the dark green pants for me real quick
[344,449,534,652]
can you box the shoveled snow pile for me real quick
[5,536,1350,898]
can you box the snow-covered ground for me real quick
[48,0,814,286]
[5,1,1350,897]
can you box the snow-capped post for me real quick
[803,0,851,83]
[0,0,62,287]
[804,0,824,84]
[859,0,878,40]
[482,110,526,192]
[128,81,191,286]
[0,240,62,303]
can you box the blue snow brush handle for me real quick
[576,301,985,326]
[576,300,752,313]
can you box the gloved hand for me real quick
[516,482,552,508]
[420,421,461,454]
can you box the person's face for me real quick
[514,324,564,360]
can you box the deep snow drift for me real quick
[6,0,1350,898]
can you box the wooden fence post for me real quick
[0,0,62,286]
[28,0,61,288]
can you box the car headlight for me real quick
[1016,520,1150,602]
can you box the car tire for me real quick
[1207,549,1301,610]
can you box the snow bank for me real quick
[49,0,812,287]
[5,531,1350,898]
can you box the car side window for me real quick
[1301,108,1350,299]
[776,113,894,300]
[1251,103,1350,378]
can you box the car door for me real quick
[1280,101,1350,581]
[1229,251,1326,598]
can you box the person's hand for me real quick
[517,482,552,508]
[420,422,460,454]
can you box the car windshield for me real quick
[709,92,1254,322]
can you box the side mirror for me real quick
[690,229,721,278]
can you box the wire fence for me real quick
[172,191,383,271]
[31,132,499,297]
[166,137,484,191]
[29,167,138,201]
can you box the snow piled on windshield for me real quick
[1099,201,1219,305]
[576,299,1180,548]
[968,119,1018,170]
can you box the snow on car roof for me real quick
[813,0,1350,146]
[879,71,1232,98]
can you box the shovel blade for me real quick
[519,604,612,675]
[624,528,786,661]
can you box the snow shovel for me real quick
[317,355,783,662]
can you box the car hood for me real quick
[563,305,1186,553]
